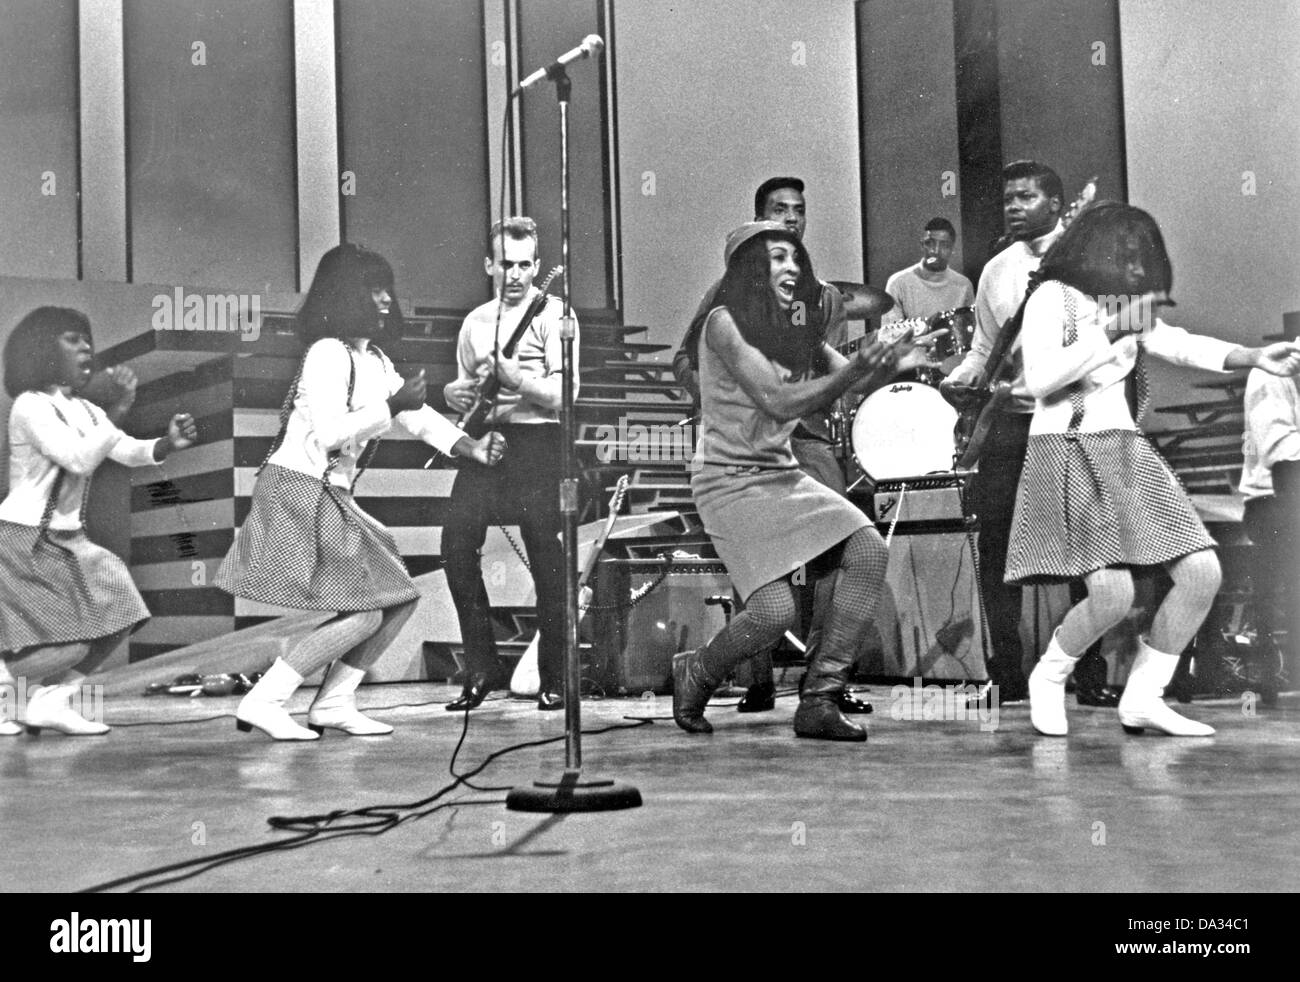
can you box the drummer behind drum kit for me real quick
[827,281,976,488]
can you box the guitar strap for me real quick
[983,269,1043,388]
[481,292,554,427]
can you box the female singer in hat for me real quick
[0,306,197,735]
[673,221,925,741]
[1005,203,1300,737]
[216,244,505,740]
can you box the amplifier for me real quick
[859,526,988,681]
[590,558,730,695]
[872,472,972,525]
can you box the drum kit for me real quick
[827,281,976,484]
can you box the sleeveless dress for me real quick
[690,311,868,601]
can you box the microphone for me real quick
[514,34,604,93]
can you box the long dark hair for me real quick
[715,231,825,376]
[1037,202,1174,300]
[296,243,403,344]
[3,306,93,397]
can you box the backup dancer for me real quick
[0,307,197,735]
[673,221,925,741]
[216,245,504,741]
[1005,204,1300,736]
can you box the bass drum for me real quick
[850,381,958,481]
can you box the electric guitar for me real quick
[425,265,563,469]
[458,264,564,437]
[509,475,630,697]
[952,177,1098,468]
[834,316,934,356]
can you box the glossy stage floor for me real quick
[2,681,1297,893]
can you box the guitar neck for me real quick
[501,265,563,357]
[836,318,928,356]
[501,296,549,358]
[578,478,629,590]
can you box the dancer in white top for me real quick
[217,244,504,740]
[1003,203,1300,737]
[0,307,197,735]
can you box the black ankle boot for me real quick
[793,697,866,741]
[795,646,867,742]
[672,650,721,734]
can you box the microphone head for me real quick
[584,34,605,57]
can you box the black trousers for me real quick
[969,411,1033,692]
[1244,494,1300,672]
[442,424,565,691]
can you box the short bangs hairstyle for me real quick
[1037,202,1173,299]
[296,243,402,344]
[4,306,94,397]
[715,230,825,376]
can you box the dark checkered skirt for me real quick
[215,463,419,610]
[0,520,149,653]
[1005,429,1215,584]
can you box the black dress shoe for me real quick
[536,691,564,711]
[1075,684,1121,707]
[737,681,776,713]
[835,689,873,715]
[446,673,494,711]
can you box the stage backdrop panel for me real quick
[0,0,79,280]
[123,0,297,291]
[1120,0,1300,417]
[859,0,966,290]
[336,0,491,311]
[615,0,864,351]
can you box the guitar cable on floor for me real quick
[77,709,653,893]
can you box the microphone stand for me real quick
[506,67,640,813]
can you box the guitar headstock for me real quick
[609,473,630,514]
[536,265,564,296]
[878,318,929,346]
[1061,177,1098,229]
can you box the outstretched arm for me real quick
[705,310,891,422]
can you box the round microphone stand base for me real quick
[506,769,643,813]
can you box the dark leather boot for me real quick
[672,649,723,734]
[797,652,872,713]
[793,647,866,742]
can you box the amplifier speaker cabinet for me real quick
[590,558,730,695]
[860,526,988,681]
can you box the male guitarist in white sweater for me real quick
[941,161,1117,708]
[440,216,577,713]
